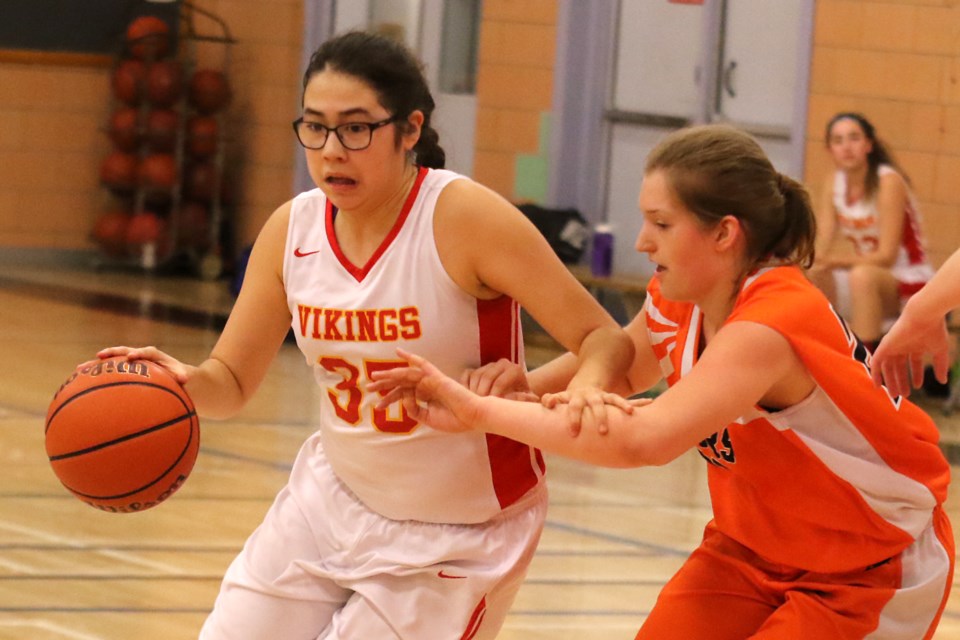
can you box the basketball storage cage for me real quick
[95,1,235,280]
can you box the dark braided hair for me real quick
[303,31,446,169]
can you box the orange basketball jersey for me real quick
[645,265,950,572]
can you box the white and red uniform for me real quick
[833,165,934,297]
[200,167,548,640]
[637,266,954,639]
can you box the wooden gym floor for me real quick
[1,259,959,640]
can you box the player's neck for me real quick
[334,164,419,260]
[842,165,869,196]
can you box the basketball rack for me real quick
[94,2,236,280]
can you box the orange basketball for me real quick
[112,59,147,106]
[92,209,132,257]
[188,69,231,114]
[108,107,141,152]
[186,115,219,158]
[137,153,177,194]
[126,211,166,246]
[45,357,199,513]
[146,60,183,107]
[146,109,179,152]
[126,16,171,60]
[100,151,139,193]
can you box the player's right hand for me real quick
[96,346,194,385]
[461,358,531,398]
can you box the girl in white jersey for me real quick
[807,112,934,352]
[97,31,633,639]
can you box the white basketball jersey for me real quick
[832,165,933,284]
[282,167,545,524]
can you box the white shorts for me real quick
[199,432,548,640]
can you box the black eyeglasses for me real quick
[292,116,398,151]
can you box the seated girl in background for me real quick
[806,112,934,353]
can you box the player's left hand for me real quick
[541,387,635,437]
[368,349,480,433]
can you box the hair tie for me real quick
[776,173,787,195]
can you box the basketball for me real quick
[146,109,179,152]
[91,209,132,257]
[100,151,139,193]
[126,16,171,60]
[188,69,232,114]
[45,357,199,513]
[126,211,166,246]
[186,115,219,158]
[108,107,141,152]
[146,60,183,107]
[138,153,177,195]
[112,60,147,106]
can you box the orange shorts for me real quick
[637,509,954,639]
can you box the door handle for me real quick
[722,60,737,98]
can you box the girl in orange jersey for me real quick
[372,124,954,639]
[807,112,934,353]
[96,31,632,639]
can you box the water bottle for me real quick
[590,224,614,277]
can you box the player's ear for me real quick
[714,215,742,252]
[401,110,424,151]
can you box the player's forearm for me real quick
[903,250,960,322]
[184,357,248,419]
[472,395,659,468]
[567,326,635,392]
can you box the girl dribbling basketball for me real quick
[97,30,632,639]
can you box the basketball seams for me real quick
[62,416,198,501]
[45,380,193,435]
[47,409,197,461]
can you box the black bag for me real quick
[517,204,589,264]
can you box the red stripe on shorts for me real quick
[460,595,487,640]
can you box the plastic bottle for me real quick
[590,224,614,277]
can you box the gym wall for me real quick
[1,0,958,270]
[805,0,960,269]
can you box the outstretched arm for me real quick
[871,248,960,395]
[371,321,800,468]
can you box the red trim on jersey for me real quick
[901,201,926,265]
[898,280,925,300]
[460,595,487,640]
[477,296,545,508]
[325,166,429,282]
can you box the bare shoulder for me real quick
[256,200,294,246]
[878,168,908,193]
[435,177,520,228]
[247,200,295,276]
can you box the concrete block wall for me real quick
[472,0,558,203]
[805,0,960,268]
